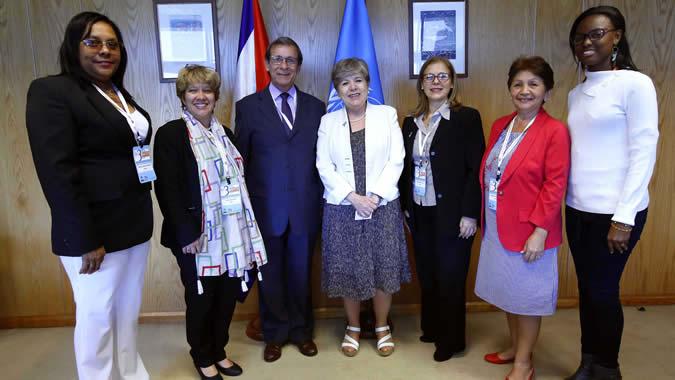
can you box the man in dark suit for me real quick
[234,37,325,362]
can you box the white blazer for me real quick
[316,103,405,205]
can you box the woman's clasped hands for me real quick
[347,192,379,218]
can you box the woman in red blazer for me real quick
[474,56,570,380]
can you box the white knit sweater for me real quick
[566,70,659,225]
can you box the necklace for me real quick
[514,113,536,130]
[349,113,366,122]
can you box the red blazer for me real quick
[479,108,570,251]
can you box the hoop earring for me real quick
[611,45,619,67]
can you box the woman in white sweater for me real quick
[565,6,659,380]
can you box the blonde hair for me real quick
[175,65,221,103]
[412,56,462,118]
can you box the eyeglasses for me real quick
[82,38,122,50]
[422,72,450,83]
[269,55,298,66]
[572,28,617,45]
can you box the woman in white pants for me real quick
[26,11,153,380]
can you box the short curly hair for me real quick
[175,65,221,103]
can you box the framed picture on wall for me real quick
[409,0,468,78]
[153,0,220,82]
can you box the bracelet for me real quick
[611,221,633,232]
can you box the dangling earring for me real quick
[576,60,583,83]
[611,45,619,67]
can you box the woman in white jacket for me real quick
[316,58,411,358]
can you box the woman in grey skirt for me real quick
[316,58,410,357]
[475,56,570,380]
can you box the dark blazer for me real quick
[234,86,325,237]
[153,118,235,250]
[399,106,485,235]
[25,75,153,256]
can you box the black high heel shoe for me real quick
[215,360,243,377]
[194,363,223,380]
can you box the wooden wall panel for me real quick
[0,0,673,326]
[27,0,82,77]
[0,0,71,318]
[459,0,536,133]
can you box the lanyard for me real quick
[416,110,446,164]
[93,84,143,146]
[417,128,433,162]
[276,94,294,130]
[280,112,293,130]
[187,113,240,181]
[204,128,240,181]
[495,115,536,181]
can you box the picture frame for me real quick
[409,0,468,78]
[153,0,220,82]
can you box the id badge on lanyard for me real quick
[488,116,536,211]
[487,178,498,211]
[220,178,243,215]
[414,129,432,198]
[414,161,427,197]
[214,137,243,215]
[94,84,156,183]
[133,145,156,183]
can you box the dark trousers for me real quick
[412,204,474,352]
[258,223,316,344]
[565,206,648,369]
[173,249,241,367]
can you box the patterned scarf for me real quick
[182,109,267,293]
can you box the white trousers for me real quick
[61,241,150,380]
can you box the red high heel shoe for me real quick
[485,351,515,364]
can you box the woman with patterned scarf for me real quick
[154,65,267,380]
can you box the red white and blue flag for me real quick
[231,0,270,127]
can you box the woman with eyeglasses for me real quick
[398,56,484,362]
[25,12,153,379]
[565,7,659,380]
[474,56,570,380]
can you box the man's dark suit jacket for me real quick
[234,86,325,238]
[153,118,236,250]
[399,106,485,235]
[25,75,153,256]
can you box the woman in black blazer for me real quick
[25,12,153,379]
[399,56,485,362]
[154,65,267,379]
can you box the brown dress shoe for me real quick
[263,343,282,362]
[295,340,318,357]
[246,316,264,342]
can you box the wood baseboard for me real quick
[2,295,674,329]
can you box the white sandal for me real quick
[375,325,395,356]
[341,326,361,357]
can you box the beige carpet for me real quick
[1,305,673,379]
